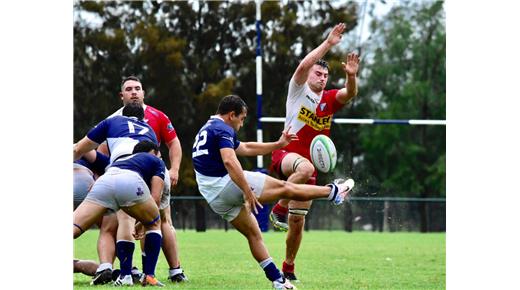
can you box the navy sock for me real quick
[143,231,162,276]
[259,257,282,282]
[141,252,147,274]
[116,240,135,276]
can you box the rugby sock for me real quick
[169,266,183,276]
[259,257,282,282]
[141,252,147,274]
[116,240,135,276]
[282,261,295,273]
[96,262,112,272]
[143,230,162,276]
[272,203,288,216]
[327,184,339,201]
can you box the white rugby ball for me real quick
[310,134,337,173]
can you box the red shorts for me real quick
[270,149,317,185]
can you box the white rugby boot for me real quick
[330,178,355,205]
[113,274,133,286]
[272,277,297,289]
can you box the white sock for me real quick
[96,262,112,272]
[169,267,183,276]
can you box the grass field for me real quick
[74,230,445,289]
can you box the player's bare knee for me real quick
[288,215,305,229]
[295,162,315,181]
[143,214,161,231]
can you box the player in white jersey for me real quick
[192,95,355,290]
[269,23,360,282]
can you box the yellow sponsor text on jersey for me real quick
[297,106,332,131]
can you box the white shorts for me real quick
[197,170,267,222]
[73,164,95,210]
[85,167,151,211]
[160,168,171,210]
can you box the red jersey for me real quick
[282,78,345,160]
[109,104,177,145]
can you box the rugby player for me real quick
[74,140,167,286]
[269,23,360,282]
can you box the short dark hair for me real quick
[216,95,248,116]
[122,103,144,120]
[121,75,142,90]
[133,140,159,154]
[315,59,329,70]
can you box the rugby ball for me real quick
[310,134,337,173]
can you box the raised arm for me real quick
[335,52,360,104]
[220,148,263,214]
[73,137,100,161]
[235,127,298,156]
[292,23,346,85]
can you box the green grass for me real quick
[74,230,445,289]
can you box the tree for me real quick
[353,0,446,231]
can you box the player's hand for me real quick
[169,168,179,187]
[244,190,263,215]
[133,222,145,240]
[278,126,299,147]
[326,23,346,46]
[342,52,360,76]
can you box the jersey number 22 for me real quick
[192,130,208,157]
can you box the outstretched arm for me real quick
[335,52,360,104]
[235,127,298,156]
[292,23,346,85]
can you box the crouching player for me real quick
[73,149,118,280]
[73,140,166,287]
[192,95,354,290]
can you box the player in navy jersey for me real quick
[74,103,159,284]
[74,150,110,209]
[73,150,114,277]
[192,95,354,290]
[74,140,166,287]
[76,104,158,163]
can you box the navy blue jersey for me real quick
[111,153,166,188]
[87,116,158,163]
[74,151,110,176]
[192,116,240,177]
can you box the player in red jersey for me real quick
[269,23,360,282]
[98,76,187,283]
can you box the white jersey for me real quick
[282,78,344,160]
